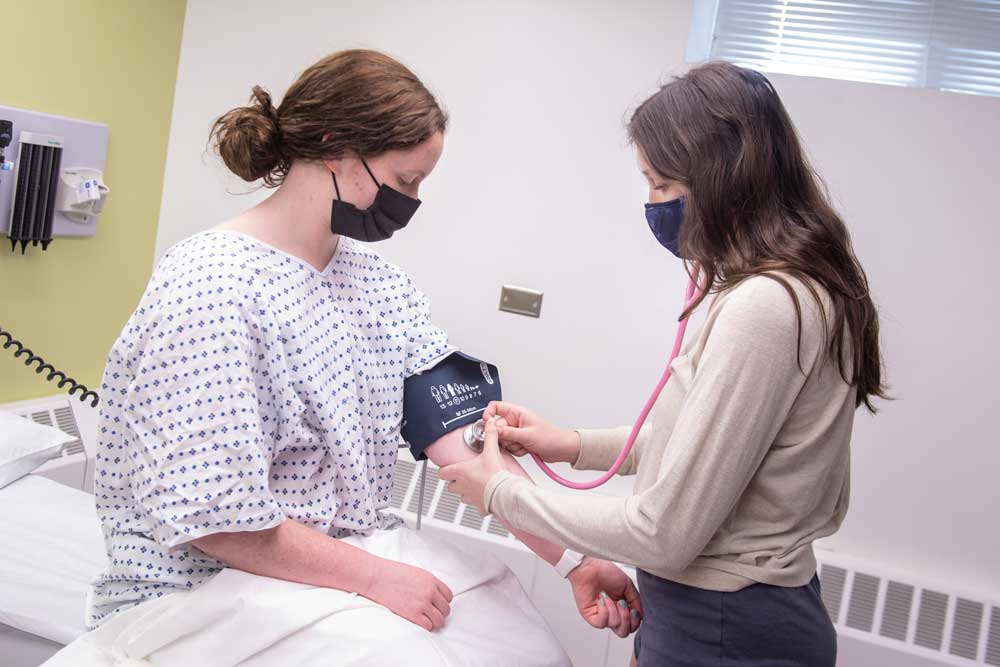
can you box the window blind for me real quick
[701,0,1000,96]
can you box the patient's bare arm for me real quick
[191,518,453,631]
[423,425,565,566]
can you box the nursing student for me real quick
[442,61,885,667]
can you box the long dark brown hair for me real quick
[628,61,886,412]
[211,49,448,186]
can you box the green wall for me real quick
[0,0,186,404]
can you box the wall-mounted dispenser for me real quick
[0,105,109,254]
[55,168,110,225]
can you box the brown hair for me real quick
[211,49,448,187]
[628,61,886,412]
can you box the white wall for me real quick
[157,0,1000,602]
[771,73,1000,596]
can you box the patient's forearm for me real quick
[191,519,378,595]
[425,429,566,566]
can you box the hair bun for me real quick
[210,85,286,185]
[249,85,279,123]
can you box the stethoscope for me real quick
[464,276,702,489]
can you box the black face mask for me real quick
[330,159,421,242]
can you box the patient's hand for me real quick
[567,557,642,638]
[362,557,454,632]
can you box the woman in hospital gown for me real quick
[88,231,452,620]
[55,49,639,667]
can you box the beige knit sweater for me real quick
[484,274,855,590]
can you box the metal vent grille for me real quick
[390,459,416,509]
[487,516,509,537]
[19,401,84,456]
[986,607,1000,666]
[815,554,999,666]
[846,572,880,632]
[407,465,436,515]
[950,598,984,660]
[31,410,53,427]
[433,489,462,523]
[915,590,949,651]
[54,404,80,437]
[387,454,511,540]
[880,581,914,641]
[63,440,85,456]
[819,564,847,622]
[459,505,487,531]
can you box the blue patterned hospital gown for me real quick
[86,231,454,627]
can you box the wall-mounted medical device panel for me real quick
[0,105,109,253]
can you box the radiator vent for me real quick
[819,564,847,622]
[434,488,462,524]
[951,599,985,661]
[459,504,488,531]
[846,572,880,632]
[388,452,512,541]
[880,581,915,641]
[54,404,81,438]
[487,516,510,537]
[31,410,53,427]
[406,464,433,516]
[986,607,1000,666]
[14,399,84,457]
[390,459,415,510]
[817,559,1000,666]
[62,440,85,456]
[916,589,949,651]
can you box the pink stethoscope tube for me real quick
[530,277,702,489]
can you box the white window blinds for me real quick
[695,0,1000,96]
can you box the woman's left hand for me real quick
[439,418,506,515]
[567,557,642,637]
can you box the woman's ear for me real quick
[320,131,343,173]
[323,157,343,174]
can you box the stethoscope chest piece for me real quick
[462,416,501,453]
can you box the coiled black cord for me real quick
[0,326,100,407]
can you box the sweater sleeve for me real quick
[571,425,650,475]
[484,278,822,575]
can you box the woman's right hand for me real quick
[484,401,581,464]
[361,557,454,631]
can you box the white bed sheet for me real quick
[44,526,570,666]
[0,474,107,645]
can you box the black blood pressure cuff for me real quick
[401,352,502,460]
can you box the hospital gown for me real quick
[87,230,455,627]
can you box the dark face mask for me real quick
[330,158,421,242]
[645,196,685,258]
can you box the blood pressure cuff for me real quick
[401,352,502,460]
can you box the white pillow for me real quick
[0,410,76,488]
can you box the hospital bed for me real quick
[0,474,106,667]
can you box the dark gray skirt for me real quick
[634,570,836,666]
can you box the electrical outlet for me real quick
[499,285,543,318]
